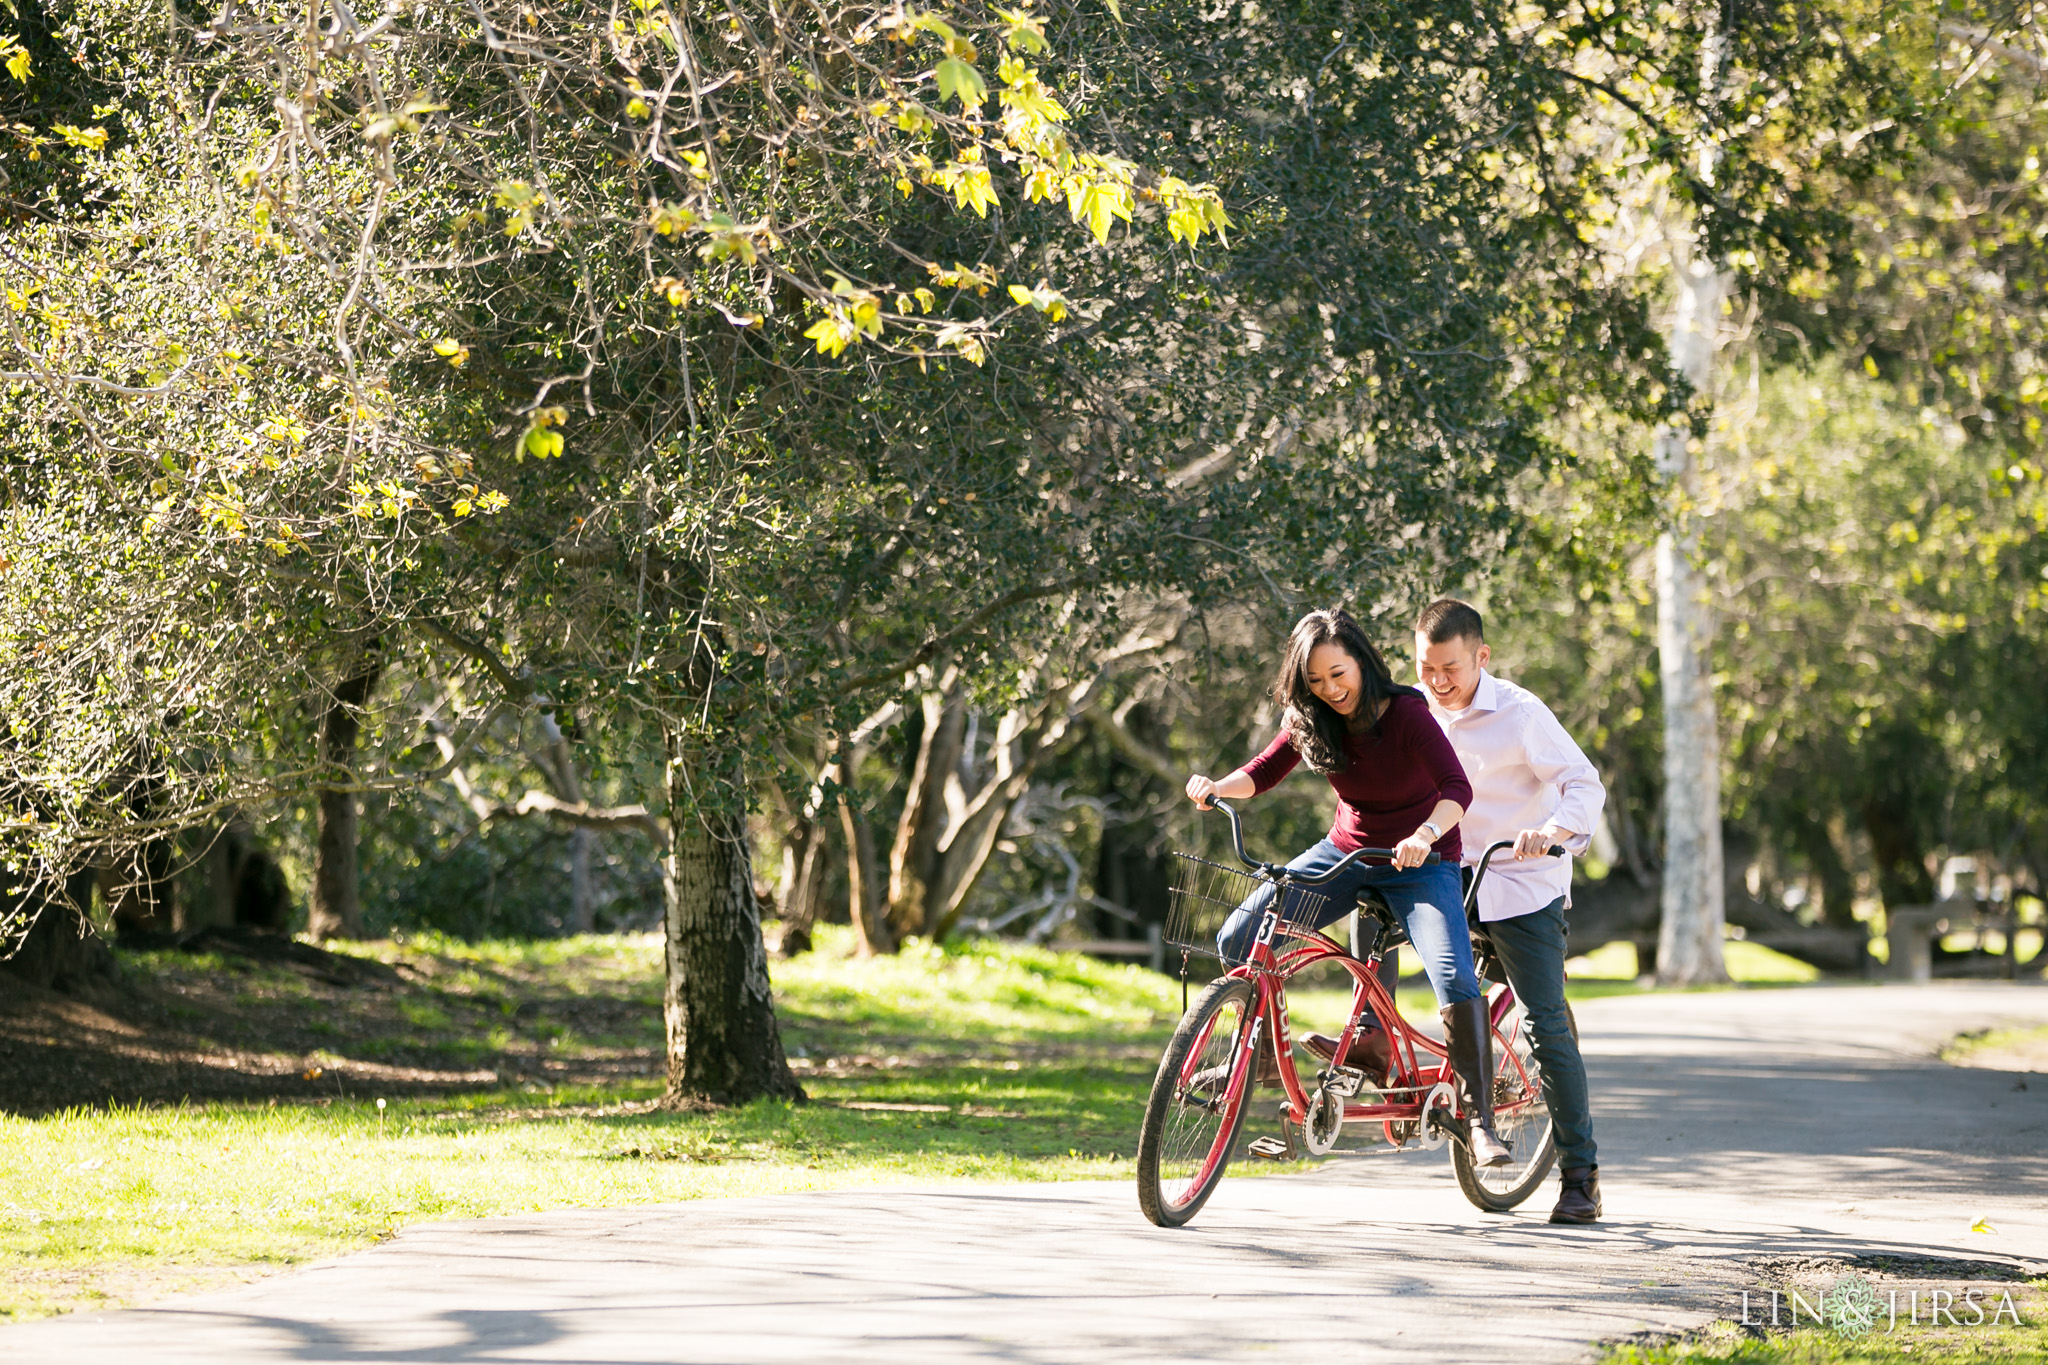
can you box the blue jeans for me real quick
[1483,896,1597,1170]
[1214,839,1482,1008]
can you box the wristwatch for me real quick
[1418,821,1441,842]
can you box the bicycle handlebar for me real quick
[1205,800,1565,892]
[1205,797,1437,885]
[1476,838,1570,864]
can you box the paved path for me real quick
[6,983,2047,1363]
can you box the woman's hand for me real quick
[1186,770,1253,810]
[1392,831,1435,869]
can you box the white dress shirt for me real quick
[1429,671,1607,923]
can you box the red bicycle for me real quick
[1135,798,1566,1227]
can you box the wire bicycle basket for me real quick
[1163,852,1332,971]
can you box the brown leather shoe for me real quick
[1302,1026,1392,1085]
[1550,1166,1601,1224]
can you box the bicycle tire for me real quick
[1136,975,1256,1227]
[1450,999,1560,1212]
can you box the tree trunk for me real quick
[1799,811,1861,930]
[1862,790,1935,910]
[1653,250,1729,987]
[836,750,895,956]
[662,738,803,1106]
[309,660,383,940]
[1,867,116,995]
[537,711,598,934]
[886,683,963,937]
[197,817,291,932]
[926,701,1077,939]
[772,808,827,956]
[103,837,176,937]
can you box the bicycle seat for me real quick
[1356,889,1410,952]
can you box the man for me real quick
[1413,597,1606,1224]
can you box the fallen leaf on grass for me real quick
[606,1143,753,1164]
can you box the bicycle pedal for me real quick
[1246,1136,1291,1161]
[1320,1065,1366,1098]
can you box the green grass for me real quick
[1563,939,1821,986]
[1723,941,1824,983]
[1942,1023,2048,1072]
[1569,939,1643,979]
[0,927,1176,1320]
[1602,1285,2048,1364]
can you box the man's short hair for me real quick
[1416,597,1485,645]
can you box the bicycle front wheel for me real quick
[1136,975,1257,1227]
[1451,999,1560,1212]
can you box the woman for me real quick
[1185,607,1510,1167]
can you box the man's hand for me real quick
[1185,774,1219,810]
[1392,831,1435,869]
[1514,825,1570,859]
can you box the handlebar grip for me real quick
[1362,850,1441,865]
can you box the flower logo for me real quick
[1828,1273,1882,1338]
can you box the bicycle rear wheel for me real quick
[1451,999,1559,1211]
[1136,975,1256,1227]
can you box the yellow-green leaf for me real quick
[992,6,1047,52]
[950,163,997,217]
[522,427,564,460]
[935,57,987,110]
[1007,283,1068,321]
[907,13,960,45]
[54,124,107,151]
[805,314,858,358]
[936,324,987,366]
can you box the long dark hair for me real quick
[1274,608,1417,774]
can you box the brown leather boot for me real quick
[1302,1026,1393,1086]
[1253,1043,1284,1089]
[1191,1043,1284,1093]
[1550,1166,1601,1223]
[1442,999,1512,1167]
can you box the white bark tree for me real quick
[1654,28,1732,987]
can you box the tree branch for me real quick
[833,581,1079,693]
[1083,705,1180,787]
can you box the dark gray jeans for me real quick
[1484,896,1597,1171]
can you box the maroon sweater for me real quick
[1240,693,1473,860]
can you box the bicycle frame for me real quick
[1197,799,1556,1144]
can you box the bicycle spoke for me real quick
[1138,976,1256,1225]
